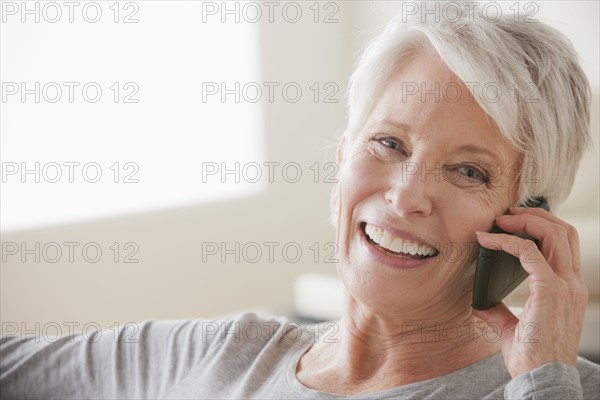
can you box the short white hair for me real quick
[337,2,591,217]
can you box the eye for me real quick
[369,137,410,161]
[378,138,402,150]
[458,165,484,180]
[444,164,490,186]
[455,164,489,184]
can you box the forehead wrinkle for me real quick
[365,54,519,172]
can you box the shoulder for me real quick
[197,311,313,351]
[177,312,316,383]
[129,311,297,343]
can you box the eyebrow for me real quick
[453,144,503,165]
[378,119,411,132]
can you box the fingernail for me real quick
[475,230,482,235]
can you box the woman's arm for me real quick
[1,318,213,399]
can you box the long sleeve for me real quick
[504,361,599,400]
[0,319,214,399]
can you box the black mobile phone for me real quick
[472,197,550,311]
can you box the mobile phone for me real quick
[472,197,550,311]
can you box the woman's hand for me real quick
[471,206,588,378]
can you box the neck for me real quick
[296,299,501,395]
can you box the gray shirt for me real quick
[1,312,599,399]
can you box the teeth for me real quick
[380,231,392,248]
[419,244,431,255]
[364,223,436,256]
[373,228,383,243]
[389,238,403,253]
[403,241,417,255]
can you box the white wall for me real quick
[1,1,355,327]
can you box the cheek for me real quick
[436,201,489,262]
[335,150,385,256]
[339,148,389,202]
[473,189,511,215]
[433,197,501,285]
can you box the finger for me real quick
[472,302,518,340]
[508,207,580,250]
[508,207,581,272]
[475,231,554,279]
[494,214,575,276]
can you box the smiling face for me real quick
[335,50,521,318]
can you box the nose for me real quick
[384,161,435,217]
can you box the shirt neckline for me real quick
[284,334,505,399]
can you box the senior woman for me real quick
[2,5,599,400]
